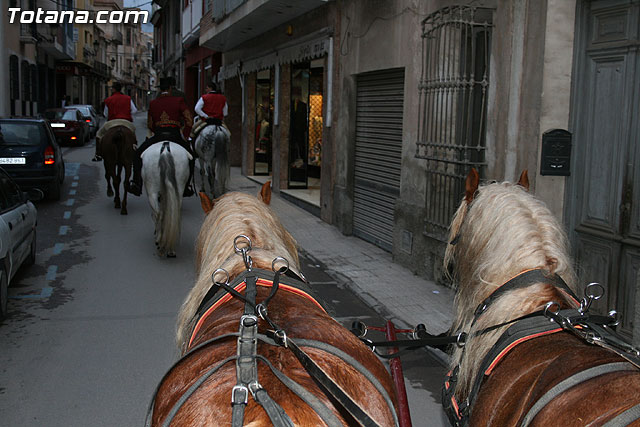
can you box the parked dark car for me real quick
[0,118,65,200]
[0,167,42,319]
[44,108,90,145]
[67,104,101,138]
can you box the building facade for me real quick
[157,0,640,343]
[2,0,75,116]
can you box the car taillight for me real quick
[70,136,77,140]
[85,119,91,122]
[44,146,55,165]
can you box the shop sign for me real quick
[56,64,77,75]
[279,37,330,64]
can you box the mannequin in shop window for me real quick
[289,85,308,169]
[257,104,270,154]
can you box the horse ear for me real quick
[258,181,272,205]
[199,192,214,214]
[465,168,480,203]
[517,170,530,191]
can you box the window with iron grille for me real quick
[415,6,492,241]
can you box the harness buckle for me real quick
[273,329,288,348]
[248,381,263,398]
[231,385,249,405]
[240,314,258,327]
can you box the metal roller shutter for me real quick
[353,68,404,252]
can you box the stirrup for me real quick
[128,181,142,196]
[183,185,195,197]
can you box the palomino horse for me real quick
[101,125,135,215]
[194,121,230,199]
[147,183,398,426]
[141,141,192,258]
[442,169,640,426]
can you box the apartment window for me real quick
[21,60,30,101]
[126,28,132,44]
[415,6,493,240]
[204,0,212,13]
[9,56,19,101]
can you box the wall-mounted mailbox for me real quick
[541,129,572,176]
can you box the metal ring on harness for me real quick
[272,256,289,274]
[456,332,467,348]
[234,235,252,253]
[212,268,230,285]
[256,304,268,321]
[579,282,604,314]
[234,235,254,270]
[609,310,620,327]
[544,301,560,316]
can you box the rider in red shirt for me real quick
[93,82,137,161]
[194,81,227,125]
[128,78,195,197]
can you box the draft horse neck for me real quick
[442,269,640,427]
[147,264,399,427]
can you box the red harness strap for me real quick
[189,277,326,347]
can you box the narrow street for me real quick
[0,112,449,426]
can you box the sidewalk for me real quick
[227,168,455,347]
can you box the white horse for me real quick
[193,121,230,199]
[141,141,192,258]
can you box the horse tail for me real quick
[214,127,230,195]
[158,142,182,255]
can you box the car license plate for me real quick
[0,157,26,165]
[50,123,65,128]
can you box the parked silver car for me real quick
[0,167,42,319]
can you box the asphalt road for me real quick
[0,112,449,426]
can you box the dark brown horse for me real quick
[148,183,398,426]
[442,169,640,426]
[101,125,135,215]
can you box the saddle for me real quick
[190,118,225,140]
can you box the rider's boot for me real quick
[92,137,103,162]
[128,155,143,196]
[183,158,195,197]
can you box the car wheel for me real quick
[48,174,61,201]
[0,268,8,320]
[25,229,36,266]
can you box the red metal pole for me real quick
[386,320,412,427]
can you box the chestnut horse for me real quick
[101,125,135,215]
[442,169,640,426]
[147,183,398,426]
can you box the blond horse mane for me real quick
[176,191,300,354]
[443,178,578,401]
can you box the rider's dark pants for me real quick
[132,127,195,185]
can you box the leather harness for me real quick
[145,267,399,427]
[440,269,640,427]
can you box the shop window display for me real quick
[254,69,274,175]
[288,59,324,188]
